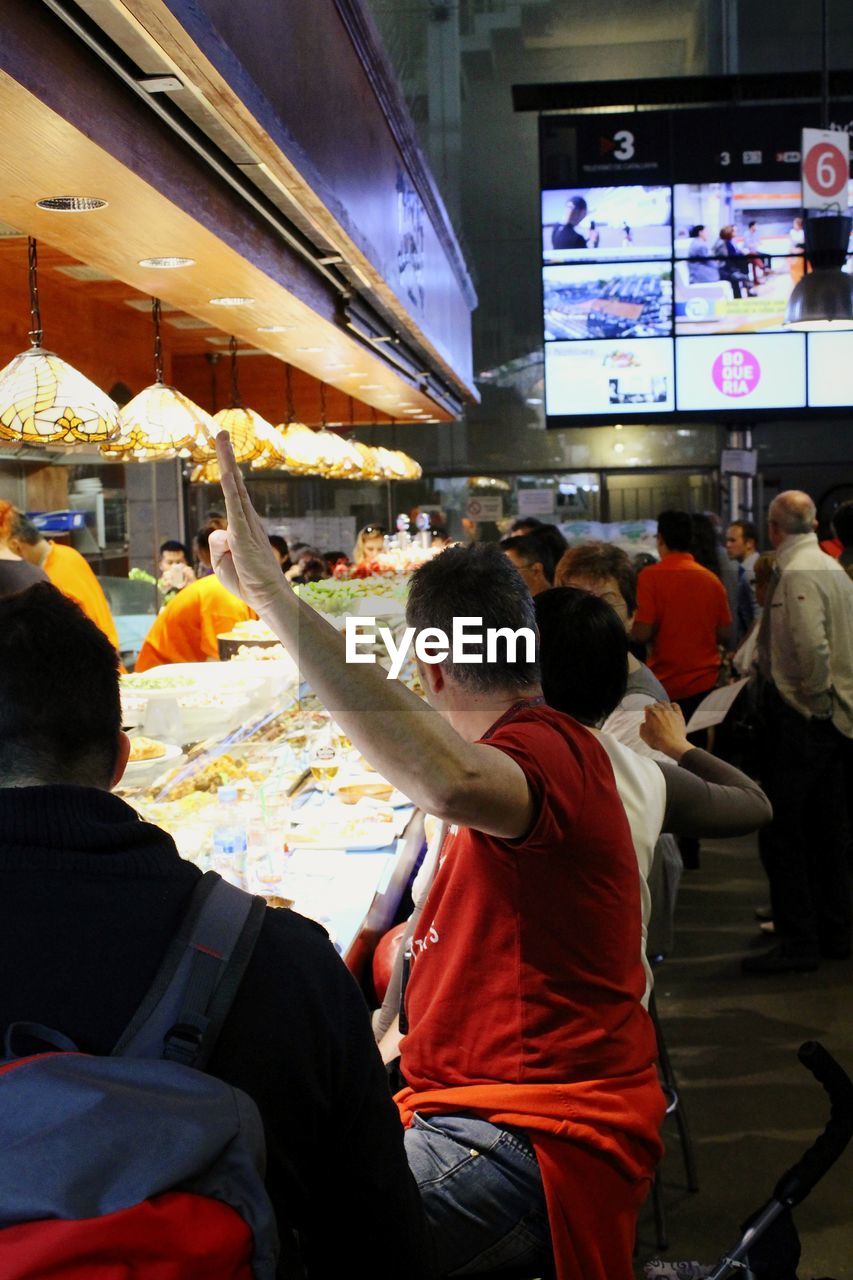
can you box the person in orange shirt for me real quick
[7,509,121,653]
[631,509,732,718]
[135,572,254,671]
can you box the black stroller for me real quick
[645,1041,853,1280]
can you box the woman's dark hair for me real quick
[534,587,628,725]
[689,513,723,579]
[832,499,853,548]
[267,534,291,571]
[292,556,328,584]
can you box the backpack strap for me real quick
[112,871,266,1070]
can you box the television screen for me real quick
[806,331,853,407]
[545,338,675,416]
[542,186,672,262]
[539,108,853,422]
[544,261,673,341]
[675,334,807,411]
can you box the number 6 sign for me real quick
[802,127,850,210]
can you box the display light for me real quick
[191,337,265,465]
[784,215,853,330]
[102,299,216,459]
[0,239,120,447]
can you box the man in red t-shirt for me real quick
[209,433,665,1280]
[632,509,732,722]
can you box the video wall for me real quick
[539,106,853,423]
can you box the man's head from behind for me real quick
[767,491,816,548]
[554,542,637,631]
[534,587,628,725]
[656,510,693,555]
[501,533,555,595]
[0,584,126,789]
[406,543,539,704]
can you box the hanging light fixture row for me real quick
[0,240,422,480]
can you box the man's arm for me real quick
[210,435,534,838]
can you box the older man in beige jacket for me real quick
[744,491,853,974]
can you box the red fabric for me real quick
[373,921,406,1003]
[634,552,731,700]
[0,1191,253,1278]
[396,1074,665,1280]
[400,705,657,1091]
[820,537,843,560]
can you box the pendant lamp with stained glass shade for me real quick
[0,239,120,446]
[103,299,216,459]
[190,336,264,465]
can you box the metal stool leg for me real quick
[650,992,700,1193]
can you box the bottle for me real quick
[212,784,248,885]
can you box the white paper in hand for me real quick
[684,678,750,735]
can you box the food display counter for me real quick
[117,659,424,975]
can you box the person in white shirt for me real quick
[743,490,853,974]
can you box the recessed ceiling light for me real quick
[257,324,294,333]
[360,384,383,391]
[371,335,393,343]
[138,256,195,269]
[296,346,323,353]
[36,196,108,212]
[209,296,255,306]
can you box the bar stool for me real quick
[648,991,699,1250]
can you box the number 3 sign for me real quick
[801,127,850,210]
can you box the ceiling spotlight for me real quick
[360,384,383,390]
[209,296,255,306]
[138,256,195,269]
[296,346,323,353]
[36,196,108,213]
[257,324,294,333]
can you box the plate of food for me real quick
[123,737,183,785]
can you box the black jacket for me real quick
[0,785,427,1277]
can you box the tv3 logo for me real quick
[599,130,635,161]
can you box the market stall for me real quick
[117,575,428,978]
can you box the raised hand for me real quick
[639,701,693,761]
[209,432,290,618]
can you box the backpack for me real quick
[0,871,280,1278]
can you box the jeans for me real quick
[404,1112,552,1277]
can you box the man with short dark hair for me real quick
[726,519,761,641]
[211,437,666,1280]
[501,531,555,595]
[632,510,732,721]
[0,583,428,1276]
[157,539,195,601]
[744,491,853,974]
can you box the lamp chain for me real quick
[284,363,295,423]
[152,298,164,384]
[229,335,241,406]
[27,238,42,349]
[319,381,327,428]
